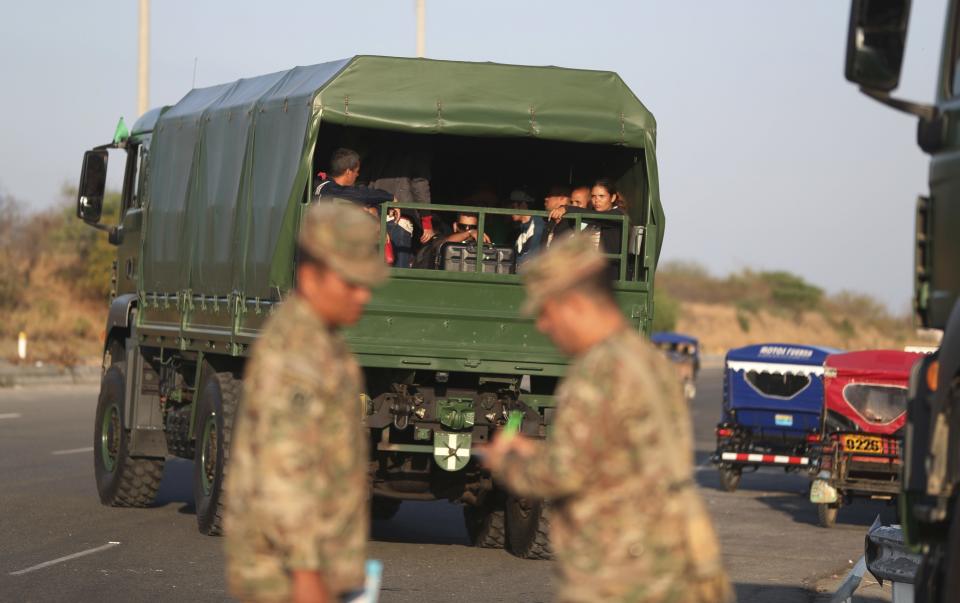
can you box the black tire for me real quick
[93,361,165,507]
[371,497,402,521]
[506,495,552,560]
[915,543,943,603]
[464,497,506,549]
[817,503,839,528]
[939,495,960,602]
[193,369,241,536]
[719,465,741,492]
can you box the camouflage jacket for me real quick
[496,329,732,603]
[225,294,369,601]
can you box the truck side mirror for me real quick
[77,150,108,223]
[845,0,911,92]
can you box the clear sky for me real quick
[0,1,948,311]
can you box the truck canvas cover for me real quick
[140,55,663,299]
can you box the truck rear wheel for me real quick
[193,370,241,536]
[915,544,944,603]
[718,465,741,492]
[939,495,960,602]
[371,496,402,521]
[464,496,506,549]
[93,361,165,507]
[817,503,839,528]
[506,495,552,560]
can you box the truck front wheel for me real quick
[193,369,241,536]
[93,361,165,507]
[506,495,552,559]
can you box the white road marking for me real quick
[9,542,120,576]
[0,413,21,420]
[51,447,94,456]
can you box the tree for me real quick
[651,286,680,332]
[54,187,121,299]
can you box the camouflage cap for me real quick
[299,201,389,286]
[519,234,607,316]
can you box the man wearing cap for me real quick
[225,203,387,603]
[483,235,732,603]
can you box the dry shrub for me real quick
[0,190,113,365]
[658,259,925,353]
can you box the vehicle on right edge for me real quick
[810,349,924,528]
[845,1,960,599]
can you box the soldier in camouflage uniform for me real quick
[225,203,387,603]
[484,235,733,603]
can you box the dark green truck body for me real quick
[80,56,664,550]
[846,2,960,597]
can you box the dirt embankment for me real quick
[677,301,935,355]
[656,262,938,355]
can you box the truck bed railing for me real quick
[376,202,644,282]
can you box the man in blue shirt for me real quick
[316,148,419,267]
[510,194,545,265]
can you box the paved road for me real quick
[0,370,890,602]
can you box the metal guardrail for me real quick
[865,519,920,586]
[831,556,867,603]
[830,516,919,603]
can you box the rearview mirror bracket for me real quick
[860,87,936,121]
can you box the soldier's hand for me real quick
[291,570,332,603]
[479,433,535,472]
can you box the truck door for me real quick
[115,139,149,297]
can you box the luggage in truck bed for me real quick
[440,242,516,274]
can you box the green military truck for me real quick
[845,1,960,598]
[75,56,664,557]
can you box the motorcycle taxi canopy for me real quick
[723,343,839,436]
[823,350,925,436]
[651,332,699,360]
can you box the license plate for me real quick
[842,435,883,454]
[775,414,793,427]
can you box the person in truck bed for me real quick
[314,148,394,207]
[413,212,491,270]
[510,198,545,264]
